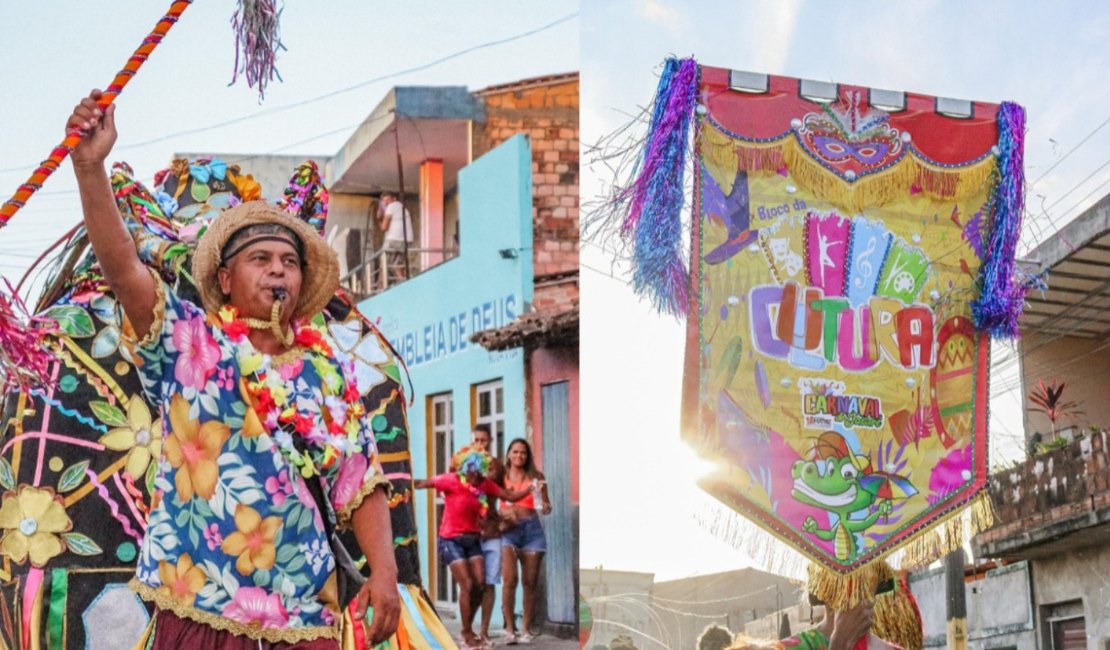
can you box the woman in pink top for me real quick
[415,447,528,649]
[500,438,551,644]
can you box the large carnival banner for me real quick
[615,59,1028,615]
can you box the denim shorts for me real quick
[501,515,547,553]
[439,533,482,565]
[481,537,502,585]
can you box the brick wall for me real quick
[533,276,578,312]
[976,429,1110,549]
[474,75,579,311]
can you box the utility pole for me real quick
[945,549,968,650]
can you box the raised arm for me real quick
[377,202,391,233]
[69,90,156,338]
[412,478,435,490]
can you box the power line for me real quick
[591,619,670,650]
[581,262,630,286]
[1029,115,1110,187]
[0,11,578,173]
[591,583,778,607]
[1053,174,1110,222]
[1040,157,1110,213]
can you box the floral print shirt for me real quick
[130,280,389,643]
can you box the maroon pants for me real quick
[151,609,340,650]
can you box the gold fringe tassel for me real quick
[872,570,924,650]
[896,491,995,572]
[805,562,885,612]
[697,485,995,585]
[701,121,998,214]
[734,143,786,175]
[697,480,993,650]
[807,561,924,650]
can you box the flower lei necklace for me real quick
[217,305,366,478]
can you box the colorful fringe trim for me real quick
[618,57,699,316]
[230,0,286,101]
[972,102,1027,338]
[0,280,58,392]
[0,0,194,225]
[806,561,924,650]
[696,482,994,600]
[279,160,330,233]
[702,120,1000,215]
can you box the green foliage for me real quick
[89,401,128,428]
[43,305,95,338]
[57,461,90,493]
[0,458,15,491]
[61,532,103,556]
[1027,379,1084,436]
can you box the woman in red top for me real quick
[500,438,551,644]
[415,447,528,649]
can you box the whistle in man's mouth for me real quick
[271,288,288,302]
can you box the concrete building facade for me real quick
[580,567,802,650]
[469,73,581,635]
[580,568,658,650]
[1017,193,1110,445]
[971,428,1110,650]
[193,72,580,637]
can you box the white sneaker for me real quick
[519,633,535,644]
[504,631,519,645]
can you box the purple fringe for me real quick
[972,102,1027,338]
[230,0,285,101]
[620,57,698,316]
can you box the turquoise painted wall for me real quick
[358,134,533,593]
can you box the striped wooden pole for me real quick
[0,0,194,226]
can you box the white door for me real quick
[429,392,458,608]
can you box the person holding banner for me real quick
[728,600,903,650]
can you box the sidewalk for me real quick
[438,609,577,649]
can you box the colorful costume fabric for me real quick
[128,279,389,643]
[0,160,452,649]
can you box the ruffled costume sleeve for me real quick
[125,269,209,404]
[329,409,394,531]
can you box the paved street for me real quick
[439,610,578,649]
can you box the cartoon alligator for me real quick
[791,431,899,562]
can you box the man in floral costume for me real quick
[67,91,399,648]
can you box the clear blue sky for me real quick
[580,0,1110,579]
[0,1,578,283]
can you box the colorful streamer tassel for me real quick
[279,160,329,234]
[619,57,699,316]
[971,102,1027,337]
[0,280,57,392]
[230,0,286,101]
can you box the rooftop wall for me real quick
[976,429,1110,559]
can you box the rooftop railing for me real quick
[339,245,458,301]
